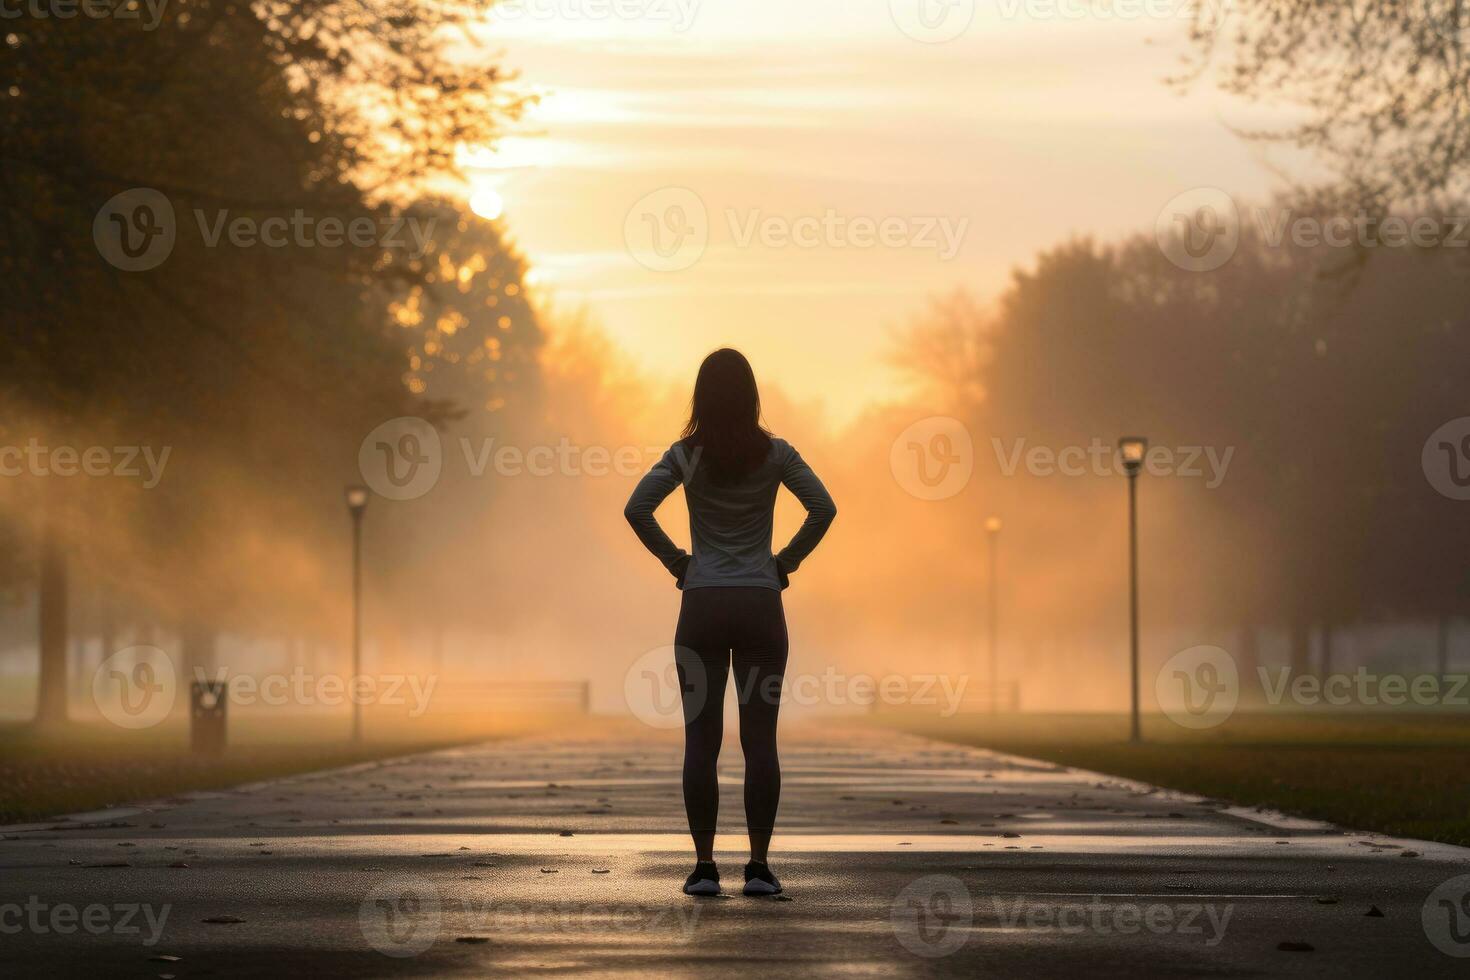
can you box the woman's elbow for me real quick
[816,499,837,524]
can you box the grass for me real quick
[871,711,1470,847]
[0,708,567,826]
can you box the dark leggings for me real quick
[673,586,788,861]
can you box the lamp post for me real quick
[1118,437,1147,743]
[985,516,1001,713]
[345,485,369,743]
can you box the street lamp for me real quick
[1118,437,1147,743]
[345,485,369,743]
[985,516,1001,714]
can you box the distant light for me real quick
[1118,436,1148,473]
[470,186,504,221]
[345,485,369,513]
[985,517,1001,533]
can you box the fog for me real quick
[8,216,1466,728]
[5,0,1469,733]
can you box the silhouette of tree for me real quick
[1182,1,1470,206]
[899,214,1470,687]
[0,1,531,724]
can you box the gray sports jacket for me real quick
[624,437,836,591]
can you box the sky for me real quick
[464,0,1291,425]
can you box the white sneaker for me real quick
[742,860,782,896]
[683,861,721,896]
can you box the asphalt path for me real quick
[3,720,1468,977]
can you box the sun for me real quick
[470,185,504,221]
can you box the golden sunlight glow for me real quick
[470,184,504,221]
[471,7,1277,425]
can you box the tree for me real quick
[1182,1,1470,206]
[892,212,1470,691]
[1,0,530,724]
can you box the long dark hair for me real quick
[681,348,773,483]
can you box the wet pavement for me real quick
[2,719,1468,977]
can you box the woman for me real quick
[624,348,836,897]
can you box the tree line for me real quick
[895,209,1470,687]
[0,0,540,724]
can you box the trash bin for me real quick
[190,680,228,755]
